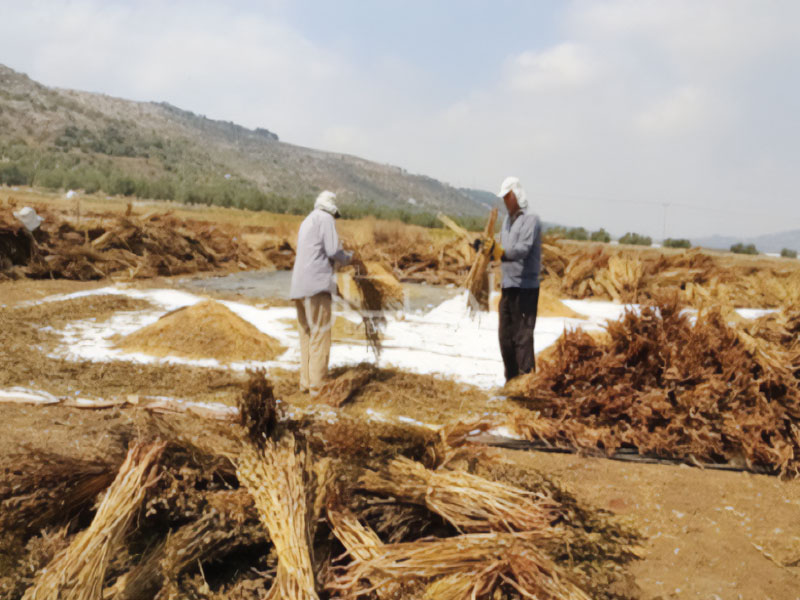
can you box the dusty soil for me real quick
[509,450,800,599]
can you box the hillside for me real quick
[0,64,490,223]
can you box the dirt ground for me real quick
[3,240,800,596]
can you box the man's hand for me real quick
[491,241,504,261]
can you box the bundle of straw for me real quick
[326,501,401,599]
[0,450,118,535]
[331,532,591,600]
[23,442,164,600]
[109,489,262,600]
[341,256,403,358]
[318,363,376,407]
[359,456,558,535]
[236,434,319,600]
[464,208,498,312]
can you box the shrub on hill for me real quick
[730,243,758,255]
[781,248,797,258]
[590,228,611,242]
[618,232,652,246]
[663,238,691,249]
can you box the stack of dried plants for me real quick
[22,442,164,600]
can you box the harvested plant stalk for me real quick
[237,435,319,600]
[359,456,557,534]
[22,442,164,600]
[331,532,591,600]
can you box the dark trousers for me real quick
[499,287,539,381]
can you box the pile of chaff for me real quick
[0,372,643,600]
[541,240,800,309]
[508,295,800,475]
[0,206,293,281]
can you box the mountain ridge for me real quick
[0,63,492,222]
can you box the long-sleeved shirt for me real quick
[290,209,352,299]
[500,209,542,289]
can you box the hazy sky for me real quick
[1,0,799,238]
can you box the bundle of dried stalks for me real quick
[340,257,403,358]
[6,208,276,282]
[237,369,278,448]
[326,500,400,599]
[0,450,118,535]
[22,442,164,600]
[110,489,264,600]
[359,456,557,534]
[318,363,377,407]
[464,208,498,312]
[236,435,319,600]
[331,532,591,600]
[511,296,800,474]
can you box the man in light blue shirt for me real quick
[496,176,541,381]
[290,191,352,396]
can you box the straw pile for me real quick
[509,295,800,474]
[331,532,592,600]
[116,300,284,362]
[1,207,286,281]
[0,451,118,536]
[236,438,320,600]
[22,442,164,600]
[542,241,800,309]
[319,363,377,407]
[1,371,642,599]
[359,456,558,534]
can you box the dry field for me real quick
[2,189,800,599]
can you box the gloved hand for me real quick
[491,241,504,261]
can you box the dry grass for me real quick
[510,296,800,474]
[331,532,592,600]
[22,442,164,600]
[318,363,377,407]
[465,208,497,312]
[236,436,319,600]
[359,456,559,535]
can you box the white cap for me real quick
[314,190,340,217]
[497,176,528,209]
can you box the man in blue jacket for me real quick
[496,176,542,381]
[290,191,352,396]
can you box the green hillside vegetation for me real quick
[0,64,489,229]
[730,243,758,255]
[663,238,691,249]
[618,232,652,246]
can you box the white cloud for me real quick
[1,0,799,238]
[508,43,597,92]
[634,86,715,136]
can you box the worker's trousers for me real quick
[295,292,332,395]
[498,287,539,382]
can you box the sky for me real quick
[1,0,799,239]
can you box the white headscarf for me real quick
[497,176,528,208]
[314,190,340,217]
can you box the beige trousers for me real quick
[295,292,332,394]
